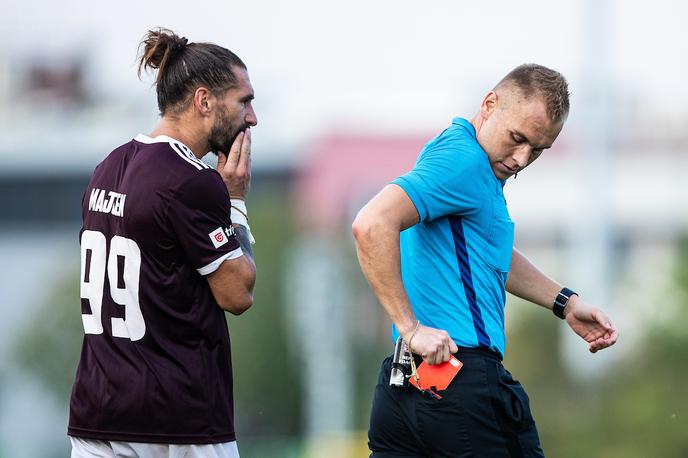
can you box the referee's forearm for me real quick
[506,248,561,310]
[352,216,417,337]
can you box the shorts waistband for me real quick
[454,346,503,362]
[412,346,502,365]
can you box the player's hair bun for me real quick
[135,27,246,115]
[137,27,189,83]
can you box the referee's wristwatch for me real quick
[552,287,578,319]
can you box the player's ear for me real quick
[193,87,214,116]
[480,91,498,119]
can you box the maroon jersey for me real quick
[68,134,242,444]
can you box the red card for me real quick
[409,355,463,392]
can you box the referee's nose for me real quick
[512,144,532,170]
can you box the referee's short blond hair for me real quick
[495,64,570,122]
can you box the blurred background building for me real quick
[1,1,687,456]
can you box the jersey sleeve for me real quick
[392,143,489,222]
[167,170,242,276]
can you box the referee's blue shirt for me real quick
[391,117,514,357]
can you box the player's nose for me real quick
[245,105,258,127]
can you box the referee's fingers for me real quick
[437,344,449,364]
[448,339,458,354]
[432,345,446,365]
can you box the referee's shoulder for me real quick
[424,130,483,164]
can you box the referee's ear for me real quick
[479,90,498,119]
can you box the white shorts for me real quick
[70,437,240,458]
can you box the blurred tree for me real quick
[229,181,302,439]
[503,237,688,458]
[12,267,82,405]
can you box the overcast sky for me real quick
[2,0,686,165]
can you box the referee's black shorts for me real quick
[368,347,545,458]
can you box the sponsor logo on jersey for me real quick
[209,227,232,248]
[88,188,126,217]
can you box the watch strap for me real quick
[553,287,578,319]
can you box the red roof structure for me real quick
[294,134,430,231]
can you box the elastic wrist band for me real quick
[230,207,249,227]
[229,199,255,244]
[230,198,248,215]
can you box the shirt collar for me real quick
[451,117,508,188]
[134,134,194,152]
[451,117,476,138]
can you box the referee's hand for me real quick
[406,325,459,365]
[564,296,618,353]
[217,129,252,200]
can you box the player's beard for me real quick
[208,105,245,155]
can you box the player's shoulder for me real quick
[174,166,227,204]
[133,134,214,174]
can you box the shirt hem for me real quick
[67,427,236,445]
[197,247,243,276]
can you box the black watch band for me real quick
[553,287,578,319]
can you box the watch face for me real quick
[553,288,577,319]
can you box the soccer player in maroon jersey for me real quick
[68,28,257,457]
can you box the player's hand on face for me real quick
[564,297,618,353]
[406,325,458,365]
[216,129,252,200]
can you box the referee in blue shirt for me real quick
[353,64,618,457]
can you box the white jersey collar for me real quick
[135,134,194,153]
